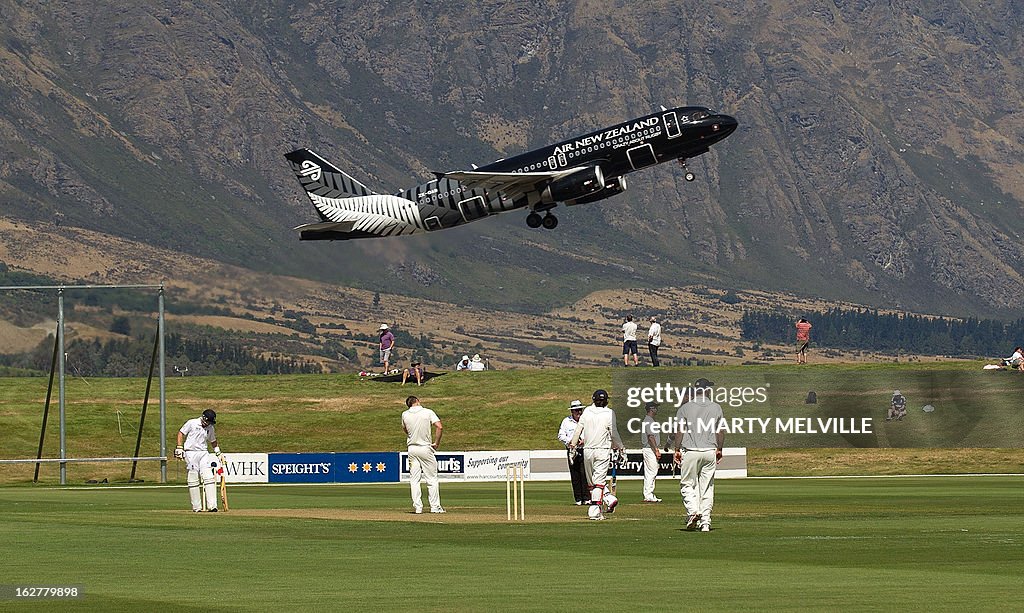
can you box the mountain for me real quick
[2,0,1023,317]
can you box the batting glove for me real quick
[213,446,221,454]
[174,446,184,459]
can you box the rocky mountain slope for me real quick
[1,0,1022,316]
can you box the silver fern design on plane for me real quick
[285,106,737,240]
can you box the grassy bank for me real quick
[2,362,1022,484]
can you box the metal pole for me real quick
[58,288,66,485]
[158,285,167,483]
[130,331,160,482]
[34,331,60,482]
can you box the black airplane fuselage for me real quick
[284,106,737,239]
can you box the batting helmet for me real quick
[201,408,217,424]
[592,389,609,405]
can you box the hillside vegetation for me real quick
[1,1,1023,315]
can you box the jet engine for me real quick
[542,166,605,203]
[566,176,627,206]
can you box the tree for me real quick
[110,316,131,335]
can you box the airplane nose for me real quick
[714,114,738,136]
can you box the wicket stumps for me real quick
[505,465,525,521]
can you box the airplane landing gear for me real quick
[679,158,696,182]
[526,211,559,229]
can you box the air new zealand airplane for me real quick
[285,106,737,240]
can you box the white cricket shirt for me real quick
[179,417,215,452]
[402,405,440,447]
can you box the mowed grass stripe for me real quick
[1,477,1022,611]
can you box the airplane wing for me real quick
[442,168,583,204]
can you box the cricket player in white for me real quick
[401,395,445,514]
[672,378,725,531]
[641,402,662,502]
[175,409,222,512]
[570,389,624,520]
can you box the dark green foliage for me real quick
[741,308,1024,357]
[720,290,742,304]
[109,316,132,335]
[538,344,572,363]
[0,333,322,376]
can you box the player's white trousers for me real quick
[583,448,611,487]
[583,448,610,505]
[408,444,440,511]
[184,450,219,511]
[678,449,716,521]
[642,448,659,499]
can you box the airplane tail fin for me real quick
[284,149,379,221]
[284,148,423,241]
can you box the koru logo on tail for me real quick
[299,160,322,182]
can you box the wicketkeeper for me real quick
[176,409,224,513]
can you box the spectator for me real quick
[887,390,907,421]
[795,318,812,364]
[1002,347,1024,371]
[402,360,424,386]
[379,324,395,374]
[468,354,486,371]
[647,316,662,367]
[622,315,639,367]
[456,355,471,371]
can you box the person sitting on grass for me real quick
[886,390,907,421]
[468,354,486,371]
[402,360,424,386]
[1002,347,1024,371]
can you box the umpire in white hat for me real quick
[557,400,588,504]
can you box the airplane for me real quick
[284,106,737,240]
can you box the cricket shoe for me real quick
[700,523,711,532]
[644,497,662,503]
[430,507,446,514]
[685,514,701,531]
[413,507,423,514]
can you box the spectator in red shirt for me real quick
[795,318,812,364]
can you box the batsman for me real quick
[569,389,624,521]
[175,409,224,513]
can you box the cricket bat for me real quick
[218,454,229,511]
[609,450,618,495]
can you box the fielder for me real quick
[569,389,624,520]
[401,395,445,514]
[641,402,662,503]
[672,378,724,531]
[175,409,223,513]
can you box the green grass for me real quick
[0,477,1021,611]
[2,363,1024,484]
